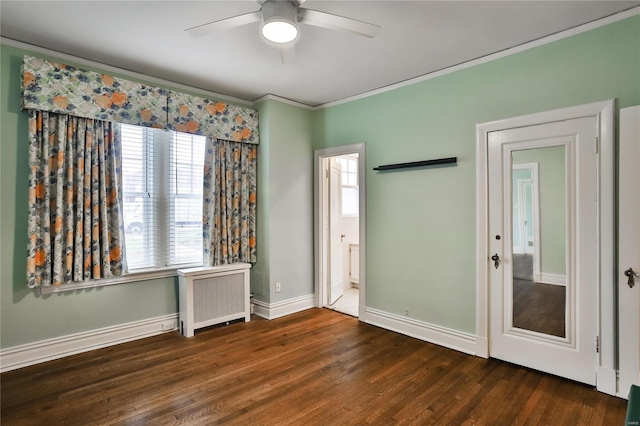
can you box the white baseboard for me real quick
[535,272,566,286]
[597,366,617,396]
[363,307,477,355]
[0,313,178,373]
[253,294,315,320]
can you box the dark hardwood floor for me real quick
[1,308,627,425]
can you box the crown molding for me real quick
[252,94,314,110]
[313,6,640,110]
[0,37,254,108]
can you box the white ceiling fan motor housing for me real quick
[261,1,299,43]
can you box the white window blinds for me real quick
[120,124,206,270]
[168,132,206,266]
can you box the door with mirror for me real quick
[488,116,598,385]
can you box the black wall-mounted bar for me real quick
[373,157,457,171]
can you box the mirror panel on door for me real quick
[511,146,566,338]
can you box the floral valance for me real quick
[22,55,167,128]
[21,55,259,144]
[167,92,258,144]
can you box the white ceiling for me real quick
[1,1,638,107]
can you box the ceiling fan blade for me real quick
[186,11,262,38]
[280,42,296,65]
[298,9,380,38]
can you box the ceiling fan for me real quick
[185,0,381,63]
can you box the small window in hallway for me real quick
[337,155,359,217]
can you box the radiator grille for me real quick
[193,273,245,323]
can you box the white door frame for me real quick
[475,100,615,395]
[314,143,366,319]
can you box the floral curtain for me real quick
[27,110,126,288]
[203,138,257,265]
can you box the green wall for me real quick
[251,99,314,303]
[251,101,272,300]
[312,16,640,334]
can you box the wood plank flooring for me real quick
[1,308,627,425]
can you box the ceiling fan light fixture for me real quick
[262,20,298,43]
[260,0,299,44]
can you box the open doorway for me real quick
[314,143,366,319]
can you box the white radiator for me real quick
[178,264,251,337]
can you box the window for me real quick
[120,124,206,270]
[337,155,359,217]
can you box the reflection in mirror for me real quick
[511,146,566,338]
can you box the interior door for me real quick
[618,105,640,397]
[488,116,598,385]
[328,158,344,305]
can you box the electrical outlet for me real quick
[275,282,281,293]
[404,307,410,317]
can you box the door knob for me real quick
[491,253,501,269]
[624,268,638,288]
[341,233,345,242]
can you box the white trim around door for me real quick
[314,143,366,319]
[475,100,615,395]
